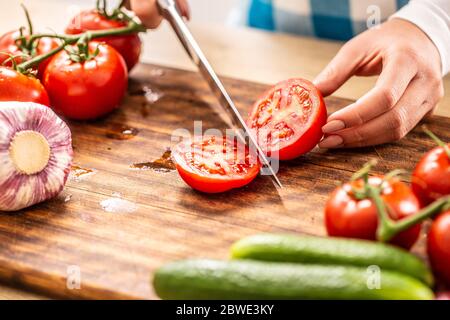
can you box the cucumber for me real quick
[153,259,434,300]
[231,234,433,286]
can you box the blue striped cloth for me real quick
[247,0,410,40]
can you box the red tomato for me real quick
[0,30,60,77]
[436,292,450,300]
[43,42,127,120]
[34,37,60,78]
[325,176,422,249]
[0,66,49,105]
[427,210,450,287]
[247,78,327,160]
[412,145,450,206]
[173,136,261,193]
[65,9,141,71]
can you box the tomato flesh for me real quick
[65,9,141,71]
[412,145,450,206]
[325,176,421,249]
[0,67,49,106]
[248,78,327,160]
[173,136,261,193]
[427,210,450,287]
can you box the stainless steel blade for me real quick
[157,0,282,188]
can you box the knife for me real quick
[157,0,282,188]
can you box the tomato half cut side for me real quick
[247,78,327,160]
[173,136,261,193]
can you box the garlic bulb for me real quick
[0,101,73,211]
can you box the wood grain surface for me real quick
[0,63,448,299]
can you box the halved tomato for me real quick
[173,136,261,193]
[247,78,327,160]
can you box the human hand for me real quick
[314,19,444,149]
[126,0,190,29]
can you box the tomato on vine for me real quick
[412,128,450,207]
[325,175,422,249]
[427,210,450,287]
[65,0,141,71]
[0,30,60,77]
[0,66,49,105]
[43,41,128,120]
[0,5,60,78]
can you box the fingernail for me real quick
[319,135,344,149]
[322,120,345,134]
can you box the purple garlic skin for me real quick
[0,102,73,211]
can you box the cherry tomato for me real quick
[0,30,60,77]
[43,42,127,120]
[0,66,49,105]
[412,145,450,207]
[427,210,450,287]
[325,176,422,249]
[436,292,450,300]
[65,9,141,71]
[173,136,261,193]
[247,78,327,160]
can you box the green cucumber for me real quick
[230,234,433,286]
[153,259,434,300]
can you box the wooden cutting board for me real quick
[0,64,448,299]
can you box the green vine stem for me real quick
[423,125,450,158]
[377,196,450,242]
[350,159,377,200]
[21,3,33,36]
[1,52,30,70]
[16,20,145,72]
[11,5,35,55]
[351,159,377,182]
[368,184,396,241]
[348,161,450,243]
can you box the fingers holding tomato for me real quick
[247,78,327,160]
[173,136,261,193]
[43,42,128,120]
[325,176,422,249]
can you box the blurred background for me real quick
[0,0,448,116]
[0,0,241,30]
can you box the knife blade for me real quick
[157,0,282,188]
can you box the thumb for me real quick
[314,42,364,97]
